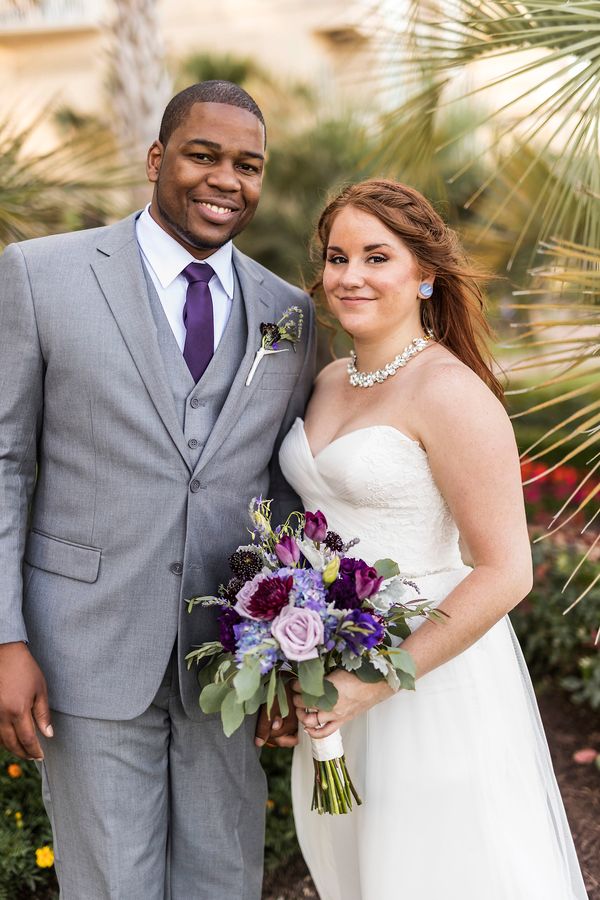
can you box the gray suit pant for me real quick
[39,652,267,900]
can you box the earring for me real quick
[418,282,434,299]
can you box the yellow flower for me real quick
[7,763,22,778]
[322,556,340,586]
[265,799,275,811]
[15,811,23,829]
[35,846,54,868]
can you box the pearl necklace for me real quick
[347,332,434,388]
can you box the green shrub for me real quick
[511,529,600,710]
[0,755,57,899]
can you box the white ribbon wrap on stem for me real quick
[310,729,344,762]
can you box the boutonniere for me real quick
[245,306,304,386]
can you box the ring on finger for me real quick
[315,711,323,729]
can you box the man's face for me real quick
[147,102,265,258]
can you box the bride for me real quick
[277,180,587,899]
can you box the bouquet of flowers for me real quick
[186,499,438,815]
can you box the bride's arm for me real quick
[295,360,533,737]
[399,360,533,680]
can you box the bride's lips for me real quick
[191,199,240,225]
[338,296,374,305]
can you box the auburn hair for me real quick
[311,179,504,401]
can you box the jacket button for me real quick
[188,438,199,449]
[190,479,201,493]
[169,562,183,576]
[190,397,200,408]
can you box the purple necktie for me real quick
[182,262,214,382]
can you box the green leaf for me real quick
[301,678,339,711]
[398,670,416,691]
[199,682,231,714]
[355,662,385,683]
[297,657,325,696]
[276,676,289,718]
[373,558,400,579]
[233,657,261,702]
[244,683,267,716]
[388,648,417,677]
[221,690,246,737]
[388,621,411,641]
[266,667,277,717]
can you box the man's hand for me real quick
[255,681,299,749]
[0,642,52,760]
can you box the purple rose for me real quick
[327,558,366,609]
[355,566,383,600]
[274,535,300,567]
[339,609,385,655]
[218,607,242,653]
[234,572,267,619]
[304,510,328,542]
[271,605,324,661]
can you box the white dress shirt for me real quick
[135,204,234,353]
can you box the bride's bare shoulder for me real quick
[416,344,502,406]
[313,356,348,389]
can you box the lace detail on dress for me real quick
[279,420,463,576]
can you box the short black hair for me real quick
[158,80,266,146]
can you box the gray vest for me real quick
[144,266,247,470]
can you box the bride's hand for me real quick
[291,670,394,739]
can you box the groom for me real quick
[0,81,314,898]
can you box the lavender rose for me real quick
[271,605,324,661]
[234,572,267,619]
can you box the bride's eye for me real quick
[367,254,388,264]
[327,255,347,265]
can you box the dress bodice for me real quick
[279,418,464,577]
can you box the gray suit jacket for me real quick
[0,213,315,720]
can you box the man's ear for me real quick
[146,140,163,184]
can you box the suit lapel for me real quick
[193,247,276,475]
[91,215,193,472]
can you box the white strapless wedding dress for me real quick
[279,418,587,900]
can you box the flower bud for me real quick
[304,510,327,542]
[274,535,300,567]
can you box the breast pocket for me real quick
[24,530,102,584]
[257,373,299,391]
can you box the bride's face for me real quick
[323,206,428,341]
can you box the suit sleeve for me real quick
[0,243,43,643]
[268,292,316,524]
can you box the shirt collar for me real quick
[136,204,234,298]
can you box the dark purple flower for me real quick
[229,548,263,580]
[327,576,361,609]
[324,530,344,553]
[274,535,300,567]
[247,575,294,621]
[355,566,383,600]
[219,607,242,653]
[338,609,385,655]
[304,510,328,542]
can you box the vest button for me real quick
[188,438,199,449]
[190,397,200,409]
[190,479,201,493]
[169,562,183,576]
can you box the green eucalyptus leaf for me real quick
[297,657,325,696]
[233,657,261,702]
[276,676,289,718]
[244,683,267,716]
[373,558,400,579]
[221,691,246,737]
[355,662,385,683]
[389,648,416,677]
[200,682,231,714]
[266,667,277,716]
